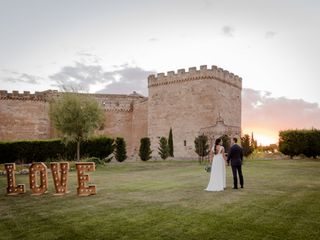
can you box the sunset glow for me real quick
[242,127,278,146]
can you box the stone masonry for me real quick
[148,65,242,159]
[0,65,242,159]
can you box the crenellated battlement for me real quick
[0,89,146,112]
[0,90,58,101]
[76,92,145,112]
[100,99,133,112]
[148,65,242,89]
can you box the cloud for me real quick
[242,88,320,139]
[97,64,154,95]
[49,62,154,95]
[2,69,43,84]
[265,31,277,39]
[222,25,235,37]
[49,62,109,92]
[76,51,101,65]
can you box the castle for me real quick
[0,65,242,159]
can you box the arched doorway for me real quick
[198,116,241,162]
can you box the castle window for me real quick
[184,140,186,146]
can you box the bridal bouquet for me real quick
[205,165,211,173]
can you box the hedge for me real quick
[81,137,115,160]
[0,137,114,164]
[279,129,320,158]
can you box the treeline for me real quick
[256,144,278,153]
[194,134,256,162]
[279,129,320,158]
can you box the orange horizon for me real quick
[242,127,279,146]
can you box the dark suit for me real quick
[227,144,244,188]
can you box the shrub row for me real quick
[0,137,114,164]
[279,129,320,158]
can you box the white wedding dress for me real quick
[205,146,226,191]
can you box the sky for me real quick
[0,0,320,145]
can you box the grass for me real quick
[0,159,320,240]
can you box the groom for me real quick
[227,138,244,189]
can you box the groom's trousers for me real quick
[231,165,244,188]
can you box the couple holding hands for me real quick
[205,137,244,191]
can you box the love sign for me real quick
[4,162,96,196]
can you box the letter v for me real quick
[50,162,70,195]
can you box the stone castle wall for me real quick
[0,90,54,140]
[0,90,148,157]
[0,64,242,160]
[131,99,148,156]
[148,65,242,159]
[93,93,147,157]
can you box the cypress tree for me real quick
[241,134,254,157]
[114,137,127,162]
[251,132,257,149]
[139,137,152,161]
[168,128,174,157]
[158,137,169,160]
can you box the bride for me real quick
[205,138,226,191]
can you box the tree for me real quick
[251,132,258,149]
[168,128,174,157]
[49,93,104,161]
[158,137,169,160]
[194,135,209,163]
[279,130,301,158]
[279,129,320,158]
[302,129,320,158]
[268,144,278,153]
[114,137,127,162]
[221,135,231,153]
[241,134,254,157]
[257,143,278,153]
[139,137,152,161]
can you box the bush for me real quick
[81,137,115,160]
[114,137,127,162]
[0,137,114,163]
[303,130,320,158]
[241,134,254,157]
[0,139,65,164]
[194,135,209,163]
[139,137,152,161]
[158,137,169,160]
[81,157,104,165]
[221,135,231,153]
[0,142,16,163]
[279,129,320,158]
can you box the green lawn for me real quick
[0,159,319,240]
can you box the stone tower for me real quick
[147,65,242,159]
